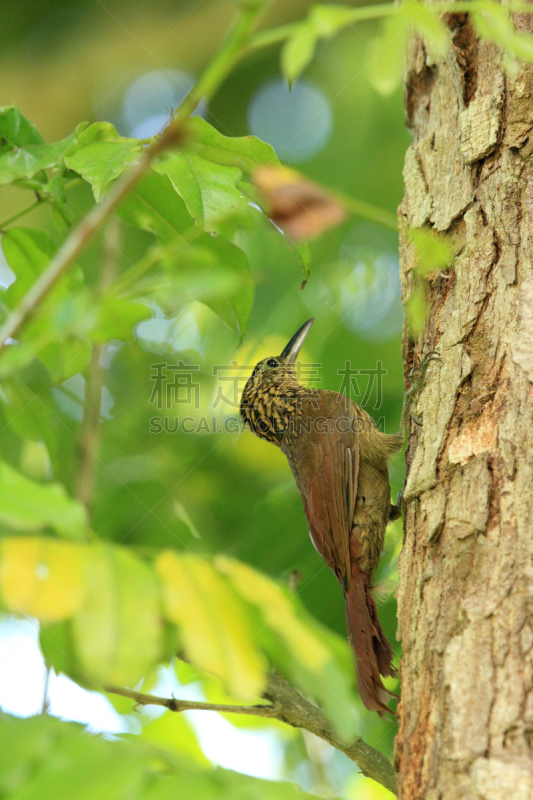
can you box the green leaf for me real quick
[197,238,254,338]
[348,774,397,800]
[156,550,267,699]
[309,5,359,38]
[117,169,193,242]
[40,619,87,685]
[118,172,254,336]
[0,135,77,186]
[154,150,251,235]
[472,6,533,62]
[2,227,88,381]
[173,501,201,539]
[281,5,362,84]
[368,14,409,96]
[143,768,321,800]
[187,116,279,171]
[0,381,59,467]
[405,280,427,336]
[0,464,88,539]
[0,715,58,796]
[72,545,162,686]
[64,139,142,201]
[19,439,51,482]
[70,120,125,146]
[40,339,91,385]
[140,711,209,767]
[410,228,452,276]
[154,150,204,226]
[0,714,322,800]
[281,25,318,86]
[407,4,450,57]
[1,715,148,800]
[94,295,151,342]
[1,226,85,308]
[152,118,279,236]
[0,106,43,152]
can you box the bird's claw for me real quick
[406,351,441,400]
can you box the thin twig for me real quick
[245,0,533,58]
[41,665,51,715]
[107,672,398,795]
[335,190,398,232]
[0,0,268,355]
[75,341,103,515]
[75,218,121,514]
[0,198,43,230]
[106,685,278,718]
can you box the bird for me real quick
[240,318,438,715]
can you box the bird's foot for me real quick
[389,486,403,520]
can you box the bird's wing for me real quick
[282,394,359,588]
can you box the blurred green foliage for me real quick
[1,0,531,798]
[0,712,322,799]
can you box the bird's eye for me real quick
[266,359,278,368]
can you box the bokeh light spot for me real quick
[122,70,206,139]
[340,223,404,341]
[247,79,332,163]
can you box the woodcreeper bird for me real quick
[240,318,438,715]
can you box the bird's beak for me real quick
[279,318,315,364]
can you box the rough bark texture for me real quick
[396,14,533,800]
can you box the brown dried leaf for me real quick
[253,165,346,242]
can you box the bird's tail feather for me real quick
[344,566,397,716]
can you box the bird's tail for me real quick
[344,565,397,716]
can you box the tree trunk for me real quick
[396,14,533,800]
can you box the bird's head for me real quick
[240,318,314,444]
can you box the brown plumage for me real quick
[240,319,402,715]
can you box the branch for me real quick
[246,0,533,59]
[107,672,397,796]
[0,0,268,354]
[107,685,278,718]
[75,343,103,514]
[334,190,398,232]
[75,218,120,514]
[0,197,43,230]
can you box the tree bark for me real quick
[396,14,533,800]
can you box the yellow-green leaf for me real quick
[141,711,209,767]
[410,228,453,276]
[0,537,86,621]
[281,25,318,86]
[72,546,162,686]
[405,280,427,336]
[215,556,330,672]
[309,5,358,38]
[367,15,408,97]
[64,140,142,202]
[156,551,267,698]
[0,461,88,540]
[407,3,450,58]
